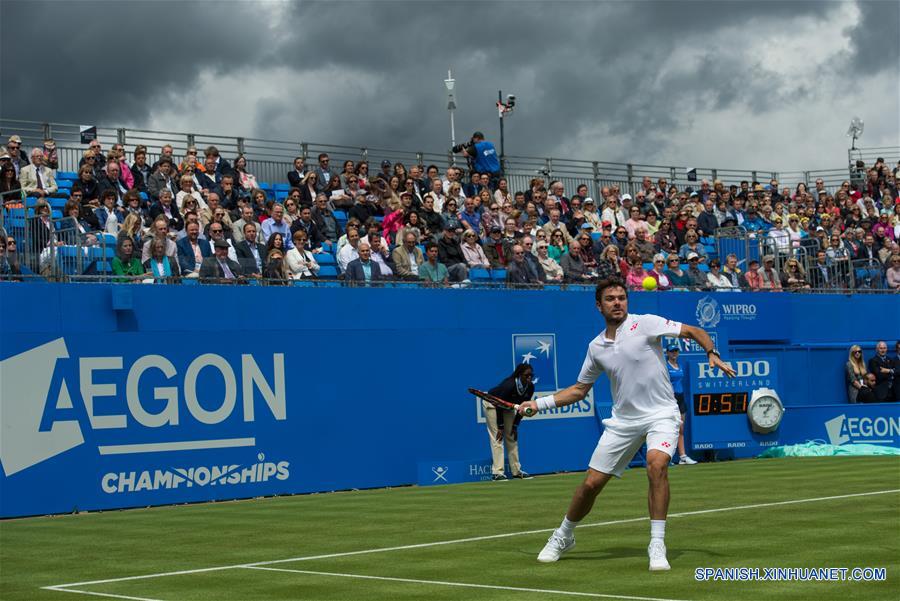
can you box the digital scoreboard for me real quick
[693,391,748,416]
[686,356,781,452]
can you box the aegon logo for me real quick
[697,360,770,379]
[0,338,287,477]
[825,414,900,446]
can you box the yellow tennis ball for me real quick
[642,276,658,291]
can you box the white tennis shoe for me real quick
[537,531,575,562]
[648,540,670,571]
[679,455,698,465]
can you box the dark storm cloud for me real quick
[1,1,893,164]
[845,0,900,74]
[256,1,849,161]
[0,0,273,124]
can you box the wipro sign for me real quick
[0,338,287,477]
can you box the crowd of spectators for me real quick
[845,341,900,403]
[1,133,899,290]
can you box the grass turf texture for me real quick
[1,456,898,601]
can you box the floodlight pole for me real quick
[498,89,505,163]
[445,70,457,166]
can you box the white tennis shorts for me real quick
[589,411,681,477]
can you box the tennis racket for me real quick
[469,387,536,417]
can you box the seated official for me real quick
[419,241,449,286]
[176,221,212,276]
[199,239,243,281]
[392,231,425,280]
[345,242,383,285]
[234,222,268,275]
[143,237,181,282]
[285,229,320,279]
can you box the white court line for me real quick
[243,565,691,601]
[44,487,900,593]
[42,586,165,601]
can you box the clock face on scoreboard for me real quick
[693,392,748,415]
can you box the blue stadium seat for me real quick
[321,241,335,254]
[56,246,80,275]
[332,210,348,221]
[259,182,274,191]
[273,183,291,192]
[469,268,491,282]
[25,196,39,207]
[316,253,336,266]
[374,216,384,224]
[57,171,78,180]
[491,268,507,281]
[49,197,68,209]
[88,246,116,261]
[275,190,288,201]
[103,233,117,246]
[317,265,339,279]
[697,263,709,273]
[139,192,149,202]
[591,232,602,241]
[51,210,63,219]
[642,262,653,271]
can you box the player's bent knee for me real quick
[582,468,612,492]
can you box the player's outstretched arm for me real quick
[679,324,737,377]
[518,381,592,415]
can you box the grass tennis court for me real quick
[1,456,897,601]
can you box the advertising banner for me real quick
[1,284,896,516]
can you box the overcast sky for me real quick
[1,1,897,173]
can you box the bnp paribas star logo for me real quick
[511,334,558,394]
[695,296,721,329]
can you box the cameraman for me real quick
[454,131,502,191]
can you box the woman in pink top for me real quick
[625,257,648,290]
[743,259,762,291]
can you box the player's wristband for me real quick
[536,395,557,412]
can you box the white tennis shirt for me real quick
[577,313,682,420]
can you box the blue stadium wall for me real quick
[0,283,897,517]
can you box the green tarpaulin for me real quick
[759,441,900,457]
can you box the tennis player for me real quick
[517,277,735,570]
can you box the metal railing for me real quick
[6,212,115,280]
[848,145,900,170]
[4,271,895,293]
[1,117,861,199]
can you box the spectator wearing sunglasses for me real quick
[5,135,28,175]
[845,345,867,403]
[461,230,490,270]
[663,254,692,289]
[535,239,564,282]
[647,254,671,290]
